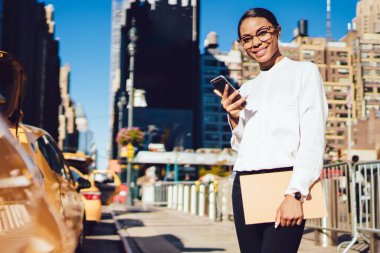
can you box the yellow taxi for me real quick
[20,124,88,249]
[0,50,88,252]
[0,117,71,253]
[92,169,121,205]
[69,166,102,233]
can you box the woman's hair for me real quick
[238,8,279,38]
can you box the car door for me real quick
[35,134,84,238]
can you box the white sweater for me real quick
[230,57,328,196]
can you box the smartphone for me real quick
[210,75,246,107]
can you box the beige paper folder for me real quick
[240,171,328,224]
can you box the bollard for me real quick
[173,185,178,209]
[219,181,229,221]
[178,184,184,212]
[168,185,173,208]
[190,185,197,215]
[183,185,190,213]
[199,184,206,217]
[209,183,216,221]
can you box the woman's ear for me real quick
[277,26,282,38]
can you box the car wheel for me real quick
[86,221,97,236]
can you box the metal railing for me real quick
[342,161,380,253]
[306,162,353,248]
[141,161,380,252]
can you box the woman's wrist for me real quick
[228,113,239,120]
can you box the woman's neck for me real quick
[259,50,284,71]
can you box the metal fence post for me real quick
[199,184,205,217]
[190,185,197,215]
[184,185,190,213]
[209,183,216,221]
[178,184,184,212]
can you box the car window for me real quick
[36,135,71,181]
[69,169,82,182]
[45,135,74,183]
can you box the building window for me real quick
[204,114,219,122]
[204,95,219,104]
[222,134,231,141]
[205,134,219,141]
[205,105,220,113]
[205,124,218,131]
[204,60,218,67]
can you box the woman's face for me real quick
[239,17,280,63]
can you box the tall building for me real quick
[109,0,128,157]
[341,31,380,118]
[110,0,200,158]
[0,1,61,140]
[76,104,94,156]
[58,64,79,152]
[352,0,380,37]
[200,32,242,148]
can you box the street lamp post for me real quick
[117,92,127,132]
[126,18,138,206]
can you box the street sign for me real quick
[127,142,135,160]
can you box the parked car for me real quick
[63,153,121,205]
[69,166,102,233]
[20,124,89,250]
[92,170,121,205]
[0,117,71,253]
[0,50,89,252]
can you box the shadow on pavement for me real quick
[90,221,118,236]
[130,234,225,253]
[117,218,145,229]
[113,208,153,216]
[82,221,124,253]
[101,213,113,220]
[83,238,124,253]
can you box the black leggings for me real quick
[232,170,305,253]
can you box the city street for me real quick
[82,209,124,253]
[109,204,364,253]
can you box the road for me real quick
[82,212,124,253]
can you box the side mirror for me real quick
[77,177,91,191]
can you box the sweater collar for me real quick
[259,57,289,76]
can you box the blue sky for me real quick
[41,0,357,168]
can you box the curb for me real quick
[111,210,141,253]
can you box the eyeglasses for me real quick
[238,26,278,49]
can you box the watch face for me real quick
[294,192,302,200]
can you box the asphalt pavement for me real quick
[81,209,124,253]
[108,203,366,253]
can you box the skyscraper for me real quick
[200,32,242,148]
[109,0,128,157]
[58,64,79,152]
[110,0,200,158]
[352,0,380,37]
[0,1,61,140]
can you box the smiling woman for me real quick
[212,7,329,253]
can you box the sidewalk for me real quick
[109,204,358,253]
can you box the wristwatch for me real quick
[288,192,305,202]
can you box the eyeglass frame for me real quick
[237,26,279,49]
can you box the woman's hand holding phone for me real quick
[214,85,247,129]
